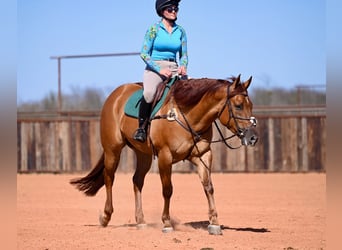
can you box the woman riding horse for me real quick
[70,75,258,235]
[134,0,188,142]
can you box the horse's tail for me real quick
[70,153,105,196]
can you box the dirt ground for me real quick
[17,173,325,250]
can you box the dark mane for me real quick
[168,77,241,109]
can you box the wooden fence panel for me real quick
[307,117,326,171]
[280,118,298,171]
[17,111,326,173]
[89,121,102,169]
[248,118,268,171]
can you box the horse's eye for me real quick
[235,104,243,110]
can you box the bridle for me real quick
[215,82,257,148]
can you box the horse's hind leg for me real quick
[132,150,152,226]
[99,149,121,227]
[190,150,222,235]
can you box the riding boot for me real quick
[133,97,152,142]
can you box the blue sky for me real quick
[17,0,326,104]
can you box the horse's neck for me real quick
[182,90,226,131]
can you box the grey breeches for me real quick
[142,60,178,103]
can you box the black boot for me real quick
[133,97,152,142]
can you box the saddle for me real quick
[124,76,178,119]
[151,78,170,111]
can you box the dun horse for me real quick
[70,74,258,235]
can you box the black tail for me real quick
[70,153,105,196]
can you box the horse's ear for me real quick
[243,76,252,90]
[232,74,241,89]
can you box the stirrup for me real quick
[133,128,146,142]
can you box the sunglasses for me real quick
[165,6,179,13]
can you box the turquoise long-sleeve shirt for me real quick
[140,21,188,73]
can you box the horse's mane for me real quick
[168,76,241,109]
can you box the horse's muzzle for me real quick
[239,127,258,146]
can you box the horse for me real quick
[70,74,258,235]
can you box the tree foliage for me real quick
[250,86,325,106]
[17,87,105,112]
[17,85,325,112]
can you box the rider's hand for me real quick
[159,68,172,78]
[178,66,187,76]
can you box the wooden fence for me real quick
[17,106,326,173]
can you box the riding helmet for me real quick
[155,0,181,16]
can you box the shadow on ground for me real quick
[184,220,270,233]
[84,220,270,233]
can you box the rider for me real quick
[133,0,188,142]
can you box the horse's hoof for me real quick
[99,213,109,227]
[208,224,222,235]
[162,227,174,233]
[136,223,147,229]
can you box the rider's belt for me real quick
[163,58,176,62]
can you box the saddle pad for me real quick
[124,77,177,119]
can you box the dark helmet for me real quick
[155,0,181,17]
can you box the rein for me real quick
[212,120,242,149]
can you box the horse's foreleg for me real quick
[191,151,222,235]
[99,151,120,227]
[158,158,173,232]
[132,151,152,226]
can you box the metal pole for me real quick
[57,58,62,112]
[51,52,140,59]
[50,52,140,113]
[297,86,301,106]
